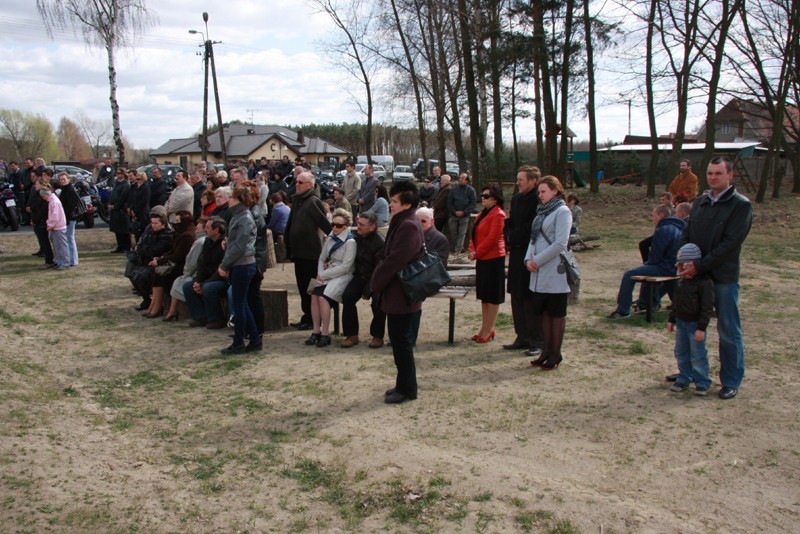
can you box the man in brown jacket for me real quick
[668,159,698,203]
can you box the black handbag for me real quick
[397,243,451,304]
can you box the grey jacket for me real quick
[525,205,572,294]
[447,183,476,216]
[220,204,256,270]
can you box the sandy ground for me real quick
[1,188,799,532]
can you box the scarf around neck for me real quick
[530,197,565,245]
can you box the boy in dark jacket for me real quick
[668,243,715,396]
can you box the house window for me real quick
[721,124,731,135]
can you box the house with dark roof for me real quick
[150,124,351,168]
[695,97,800,146]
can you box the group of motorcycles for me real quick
[0,174,112,232]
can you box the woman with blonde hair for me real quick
[305,208,356,348]
[525,176,572,370]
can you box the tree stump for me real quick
[265,229,277,269]
[261,289,288,331]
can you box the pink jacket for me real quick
[47,194,67,231]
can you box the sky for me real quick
[0,0,704,155]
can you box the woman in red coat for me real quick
[468,184,507,343]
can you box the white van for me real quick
[357,155,395,173]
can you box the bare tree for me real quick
[0,108,59,161]
[310,0,378,162]
[75,109,113,159]
[36,0,157,166]
[57,117,92,160]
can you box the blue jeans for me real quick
[49,229,69,268]
[230,263,259,346]
[183,279,228,322]
[715,283,745,388]
[65,219,79,265]
[673,319,711,390]
[615,264,672,314]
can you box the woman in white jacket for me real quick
[524,176,573,370]
[305,208,356,347]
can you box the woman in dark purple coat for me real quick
[371,181,424,404]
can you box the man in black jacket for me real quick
[677,156,752,400]
[149,167,169,208]
[26,171,54,266]
[502,165,543,355]
[183,217,228,328]
[285,172,332,329]
[340,211,386,348]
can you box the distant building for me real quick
[150,124,350,168]
[696,97,800,146]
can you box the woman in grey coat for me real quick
[524,176,572,370]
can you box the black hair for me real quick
[389,180,420,208]
[481,183,505,209]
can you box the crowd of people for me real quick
[19,153,752,403]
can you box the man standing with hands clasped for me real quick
[676,156,752,400]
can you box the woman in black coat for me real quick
[370,181,424,404]
[108,169,132,252]
[129,171,151,242]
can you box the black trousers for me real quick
[510,290,543,349]
[387,311,420,397]
[33,223,54,264]
[115,232,131,252]
[293,258,318,324]
[341,277,386,338]
[247,268,265,335]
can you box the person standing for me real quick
[285,172,332,329]
[40,183,70,270]
[503,165,543,354]
[668,159,699,203]
[447,172,477,253]
[677,156,752,400]
[525,176,572,371]
[165,170,194,224]
[432,174,452,233]
[27,174,54,266]
[217,187,261,354]
[108,168,132,253]
[342,161,361,218]
[357,164,379,213]
[129,171,152,243]
[468,184,507,343]
[371,181,424,404]
[55,172,82,266]
[149,166,169,208]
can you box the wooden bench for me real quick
[630,275,679,322]
[430,286,471,344]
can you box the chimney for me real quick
[247,128,255,135]
[297,130,304,144]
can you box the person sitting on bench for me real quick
[608,205,684,319]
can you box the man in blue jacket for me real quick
[608,204,685,319]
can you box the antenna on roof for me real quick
[246,109,260,125]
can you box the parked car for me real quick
[335,163,388,182]
[392,165,415,182]
[48,165,93,180]
[136,164,182,180]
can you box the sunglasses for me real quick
[481,193,492,199]
[331,223,347,229]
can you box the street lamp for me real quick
[188,12,226,165]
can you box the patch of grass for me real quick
[629,340,650,355]
[94,387,126,409]
[172,452,229,481]
[0,308,39,327]
[429,475,451,488]
[225,394,269,416]
[573,327,608,340]
[190,358,245,380]
[494,312,514,328]
[62,386,77,397]
[127,369,165,389]
[472,491,493,502]
[549,518,580,533]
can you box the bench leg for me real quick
[646,283,654,323]
[448,298,456,345]
[332,303,340,335]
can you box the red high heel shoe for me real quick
[474,329,496,343]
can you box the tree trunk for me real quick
[645,0,660,198]
[532,1,557,172]
[107,43,125,166]
[584,0,599,193]
[391,0,427,179]
[458,0,485,181]
[557,0,575,185]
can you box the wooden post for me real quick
[261,289,288,331]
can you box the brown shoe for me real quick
[205,320,227,329]
[368,337,384,349]
[340,335,360,348]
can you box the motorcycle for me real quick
[95,179,113,224]
[73,176,98,228]
[0,179,20,232]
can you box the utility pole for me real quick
[190,12,226,165]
